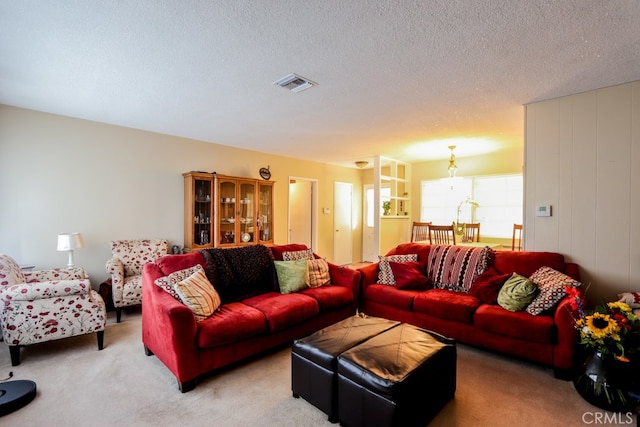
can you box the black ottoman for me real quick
[292,314,399,422]
[337,323,456,427]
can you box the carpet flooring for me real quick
[0,309,635,426]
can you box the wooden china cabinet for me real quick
[183,172,274,251]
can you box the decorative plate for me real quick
[241,232,251,242]
[259,166,271,180]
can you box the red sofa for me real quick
[358,243,582,378]
[142,244,360,392]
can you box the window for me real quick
[420,175,522,238]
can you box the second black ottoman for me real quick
[292,314,399,422]
[337,323,456,427]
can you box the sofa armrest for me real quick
[24,267,86,282]
[553,295,581,371]
[1,279,91,301]
[141,262,199,384]
[328,263,361,302]
[358,263,380,288]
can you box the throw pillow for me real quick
[468,270,512,305]
[308,258,331,287]
[377,254,418,285]
[618,292,640,308]
[497,273,539,312]
[282,249,314,261]
[154,264,206,302]
[526,266,581,315]
[275,259,310,294]
[388,261,429,290]
[172,268,221,321]
[427,245,492,293]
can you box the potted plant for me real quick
[382,201,391,216]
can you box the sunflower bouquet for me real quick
[566,286,640,361]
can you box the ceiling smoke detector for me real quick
[273,73,317,93]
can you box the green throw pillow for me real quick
[497,273,539,312]
[274,259,310,294]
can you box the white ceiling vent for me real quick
[273,73,316,93]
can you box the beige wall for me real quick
[525,80,640,304]
[0,106,363,283]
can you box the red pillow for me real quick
[388,261,429,290]
[468,269,512,304]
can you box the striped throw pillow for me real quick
[172,267,221,321]
[308,258,331,287]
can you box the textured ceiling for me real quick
[1,1,639,167]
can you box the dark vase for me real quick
[573,350,635,412]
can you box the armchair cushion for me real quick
[24,267,86,282]
[2,279,91,301]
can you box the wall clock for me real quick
[259,166,271,180]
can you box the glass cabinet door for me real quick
[258,182,273,243]
[218,179,237,245]
[239,181,256,244]
[183,172,214,251]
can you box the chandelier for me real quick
[447,145,458,179]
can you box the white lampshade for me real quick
[57,232,84,268]
[57,232,84,251]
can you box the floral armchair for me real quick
[106,239,169,322]
[0,254,106,366]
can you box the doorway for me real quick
[334,181,353,265]
[288,178,317,250]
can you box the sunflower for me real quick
[584,312,621,340]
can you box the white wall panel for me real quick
[525,81,640,303]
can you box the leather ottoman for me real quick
[291,314,399,422]
[337,323,456,427]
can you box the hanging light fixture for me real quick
[447,145,458,179]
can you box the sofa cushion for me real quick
[243,292,319,333]
[492,251,566,277]
[270,244,311,261]
[474,304,555,345]
[308,258,331,287]
[274,260,310,294]
[468,269,511,304]
[388,261,429,290]
[199,245,276,303]
[377,254,418,285]
[173,268,221,321]
[427,245,491,293]
[412,289,482,324]
[156,251,206,276]
[154,264,202,301]
[282,248,314,261]
[300,285,354,311]
[363,284,422,311]
[197,302,268,348]
[497,273,538,312]
[526,266,581,315]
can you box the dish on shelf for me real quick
[241,233,251,242]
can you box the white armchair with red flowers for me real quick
[106,239,169,322]
[0,253,106,366]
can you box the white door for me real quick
[333,182,353,265]
[362,185,376,262]
[289,180,313,247]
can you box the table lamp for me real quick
[57,232,85,268]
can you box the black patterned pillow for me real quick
[282,249,314,261]
[377,254,418,285]
[526,266,581,315]
[427,245,491,293]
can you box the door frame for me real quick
[287,176,318,252]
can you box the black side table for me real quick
[0,380,36,416]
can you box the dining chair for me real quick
[428,224,456,245]
[512,224,523,251]
[410,221,431,242]
[463,223,480,243]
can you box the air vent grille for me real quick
[273,73,316,93]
